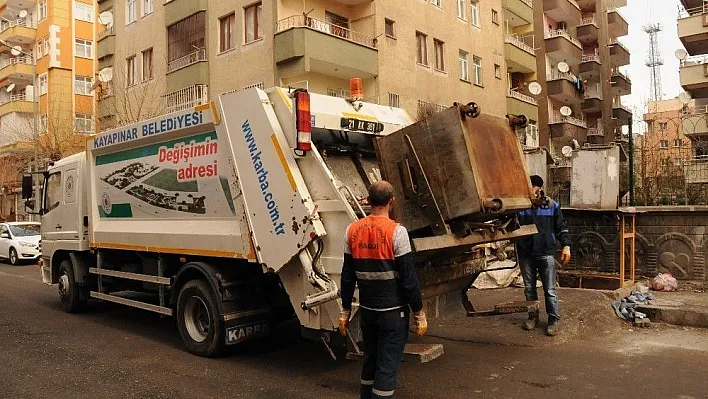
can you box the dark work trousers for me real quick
[359,307,410,399]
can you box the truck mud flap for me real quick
[223,307,271,345]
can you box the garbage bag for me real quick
[651,273,678,292]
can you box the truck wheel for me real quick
[58,260,84,313]
[176,279,225,357]
[9,248,19,265]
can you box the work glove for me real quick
[338,309,351,337]
[414,311,428,337]
[561,246,571,266]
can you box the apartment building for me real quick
[533,0,630,155]
[96,0,513,130]
[0,0,97,151]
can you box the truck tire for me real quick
[58,260,85,313]
[176,279,225,357]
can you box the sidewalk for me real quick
[636,291,708,328]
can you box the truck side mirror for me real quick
[21,174,32,199]
[24,199,40,215]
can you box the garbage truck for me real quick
[24,86,537,357]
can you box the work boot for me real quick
[523,312,538,330]
[546,320,559,336]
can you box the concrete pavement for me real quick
[1,263,708,399]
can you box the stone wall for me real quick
[563,207,708,281]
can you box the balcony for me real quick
[165,0,207,27]
[583,86,603,113]
[97,96,116,119]
[611,68,631,96]
[612,98,632,123]
[587,124,604,137]
[502,0,533,26]
[679,7,708,56]
[609,39,630,66]
[681,0,703,11]
[97,27,115,59]
[0,56,33,82]
[680,55,708,98]
[166,48,209,93]
[0,18,36,46]
[549,112,587,138]
[577,15,598,45]
[547,70,584,105]
[607,8,629,38]
[544,29,582,66]
[98,0,114,13]
[504,35,536,73]
[543,0,581,27]
[579,53,601,78]
[507,89,539,121]
[163,84,208,114]
[608,0,627,6]
[681,106,708,141]
[0,93,33,116]
[274,15,378,81]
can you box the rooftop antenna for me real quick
[644,23,664,102]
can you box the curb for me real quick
[636,305,708,329]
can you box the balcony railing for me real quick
[276,15,377,48]
[98,26,115,41]
[0,18,36,33]
[547,69,577,82]
[579,15,597,26]
[612,98,632,113]
[505,34,536,56]
[545,29,582,48]
[679,5,708,19]
[611,68,631,82]
[588,124,604,136]
[585,87,603,99]
[98,84,114,100]
[581,53,600,63]
[680,54,708,67]
[167,48,207,74]
[508,89,538,105]
[550,112,587,128]
[0,55,33,70]
[608,38,630,53]
[163,85,208,114]
[1,93,29,104]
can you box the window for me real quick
[492,9,499,25]
[75,39,93,58]
[219,13,235,52]
[44,37,49,55]
[459,50,469,81]
[660,140,669,149]
[470,1,480,27]
[142,48,153,81]
[39,114,48,131]
[385,19,395,38]
[74,75,92,95]
[659,122,668,130]
[473,56,482,85]
[244,2,263,43]
[434,39,445,71]
[45,172,62,213]
[674,139,684,147]
[143,0,154,16]
[39,73,48,95]
[38,1,47,21]
[167,12,205,63]
[126,55,136,87]
[432,0,441,6]
[126,0,136,24]
[325,11,349,39]
[416,32,428,66]
[494,64,501,79]
[388,93,400,108]
[75,113,93,133]
[74,2,94,22]
[457,0,466,19]
[36,40,43,58]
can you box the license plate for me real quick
[341,118,384,133]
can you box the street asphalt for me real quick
[1,262,707,399]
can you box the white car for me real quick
[0,222,41,265]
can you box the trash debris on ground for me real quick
[651,273,679,292]
[472,242,542,290]
[611,291,655,325]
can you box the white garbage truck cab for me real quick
[25,87,537,357]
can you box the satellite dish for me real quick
[10,46,22,57]
[98,11,114,25]
[557,62,570,73]
[560,106,572,117]
[17,10,28,19]
[98,67,113,83]
[675,48,688,61]
[5,83,15,93]
[679,92,692,105]
[561,146,573,158]
[528,82,542,96]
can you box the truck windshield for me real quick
[9,224,40,237]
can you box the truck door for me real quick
[40,169,63,262]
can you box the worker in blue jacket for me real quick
[516,175,571,336]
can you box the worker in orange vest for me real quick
[338,180,427,399]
